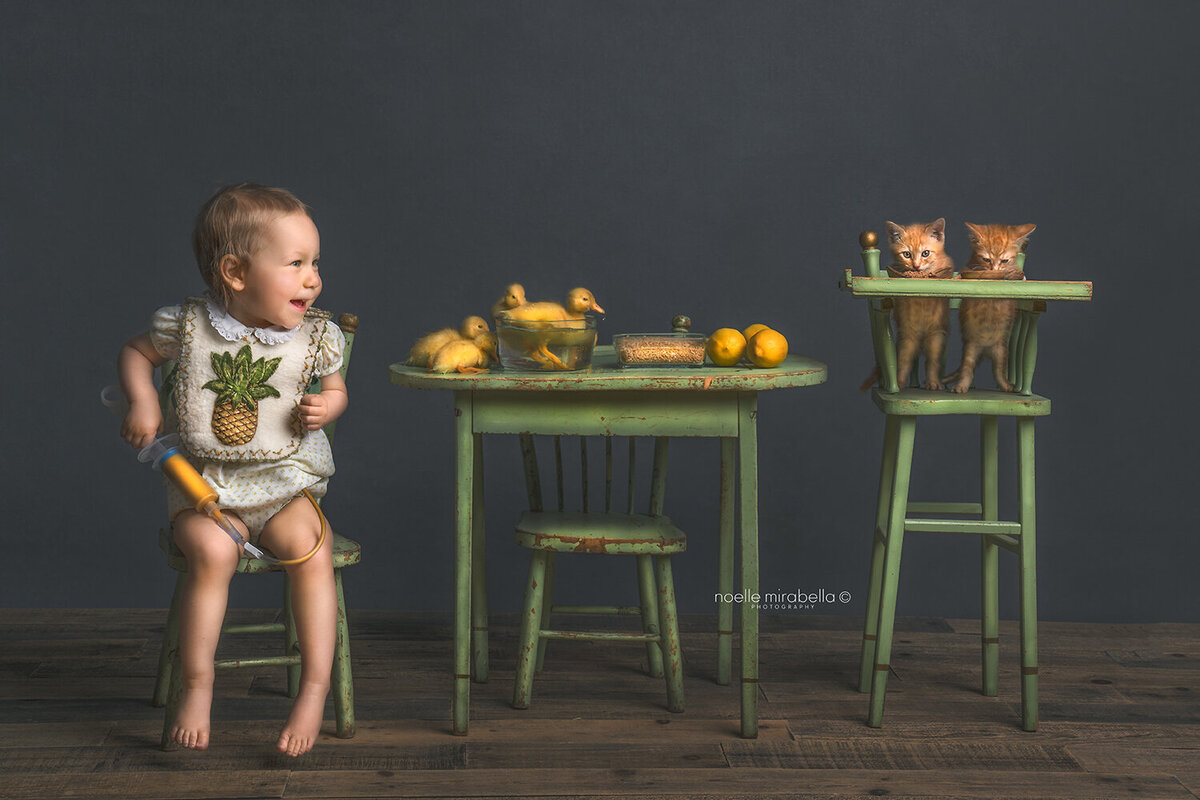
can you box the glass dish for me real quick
[496,317,598,371]
[613,333,707,368]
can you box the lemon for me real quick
[706,328,746,367]
[742,323,770,342]
[747,328,788,368]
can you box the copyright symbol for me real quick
[838,591,852,604]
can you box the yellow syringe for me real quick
[137,434,326,565]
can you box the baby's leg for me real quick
[259,496,335,757]
[171,510,244,750]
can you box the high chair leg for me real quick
[513,550,549,709]
[283,574,300,699]
[535,552,555,673]
[860,414,898,693]
[980,415,1000,697]
[656,555,684,713]
[867,416,916,728]
[637,554,664,678]
[331,567,355,738]
[1017,418,1039,731]
[153,573,184,708]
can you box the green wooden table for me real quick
[390,345,828,737]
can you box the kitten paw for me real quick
[951,381,971,394]
[924,380,945,391]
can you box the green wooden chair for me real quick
[842,233,1091,731]
[511,434,685,713]
[151,313,361,746]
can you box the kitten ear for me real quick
[885,221,903,242]
[928,218,946,241]
[1013,223,1037,238]
[964,221,984,245]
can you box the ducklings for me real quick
[496,287,605,368]
[430,330,497,374]
[407,316,490,368]
[490,283,527,324]
[497,287,605,327]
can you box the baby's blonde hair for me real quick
[192,182,312,307]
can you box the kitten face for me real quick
[884,218,948,272]
[963,223,1037,269]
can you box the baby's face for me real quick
[230,212,322,329]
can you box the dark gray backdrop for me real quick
[4,1,1194,622]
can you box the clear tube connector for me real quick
[201,501,270,561]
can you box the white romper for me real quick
[150,295,345,541]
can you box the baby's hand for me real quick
[298,394,330,431]
[122,402,163,450]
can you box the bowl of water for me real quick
[496,317,598,371]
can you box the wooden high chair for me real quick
[841,234,1091,731]
[510,435,685,713]
[150,313,361,746]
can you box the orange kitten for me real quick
[944,222,1036,393]
[878,218,954,390]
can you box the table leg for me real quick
[738,392,759,739]
[452,392,473,735]
[717,437,736,686]
[471,432,489,683]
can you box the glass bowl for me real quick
[613,333,707,367]
[496,317,598,371]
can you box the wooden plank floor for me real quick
[1,609,1198,799]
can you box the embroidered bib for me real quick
[173,298,332,463]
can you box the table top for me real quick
[390,346,828,392]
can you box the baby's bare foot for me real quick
[170,682,213,750]
[277,685,327,757]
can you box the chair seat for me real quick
[160,527,362,573]
[515,511,687,555]
[872,387,1050,417]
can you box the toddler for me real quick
[118,183,348,756]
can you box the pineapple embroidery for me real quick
[203,345,282,446]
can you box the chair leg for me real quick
[283,573,300,699]
[637,554,664,678]
[860,414,898,693]
[512,550,549,709]
[331,568,356,738]
[472,432,490,684]
[160,639,184,750]
[535,552,555,674]
[980,415,1000,697]
[655,555,685,713]
[1017,417,1039,731]
[867,416,916,728]
[153,572,185,708]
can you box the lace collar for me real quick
[204,294,301,345]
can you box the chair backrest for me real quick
[519,434,670,517]
[859,237,1043,395]
[159,312,359,445]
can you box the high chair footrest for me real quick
[907,502,984,515]
[904,519,1022,535]
[215,655,302,669]
[553,605,642,615]
[540,630,660,643]
[222,622,286,635]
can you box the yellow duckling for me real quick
[407,316,490,367]
[430,330,496,374]
[497,287,605,368]
[490,283,527,324]
[498,287,605,326]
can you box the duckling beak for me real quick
[591,302,605,314]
